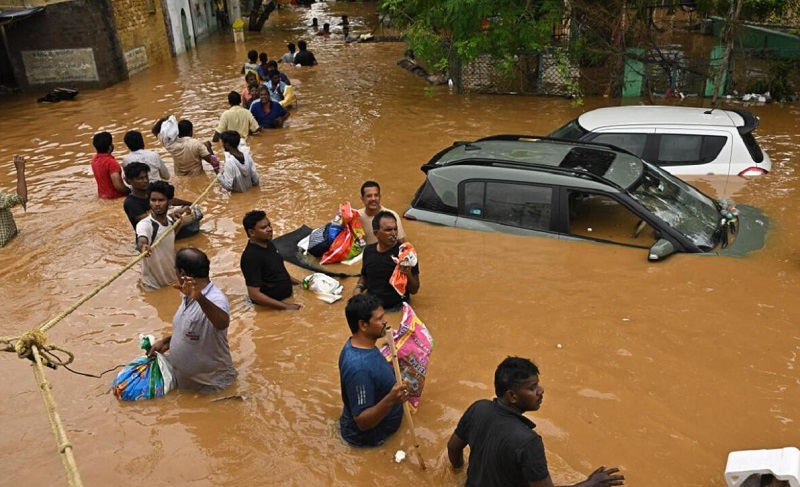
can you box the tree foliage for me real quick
[378,0,564,73]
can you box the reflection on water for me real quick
[1,3,799,486]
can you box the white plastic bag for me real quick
[157,115,179,147]
[302,273,344,303]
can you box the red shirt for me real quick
[91,153,126,199]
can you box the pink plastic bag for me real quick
[380,303,434,413]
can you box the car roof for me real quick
[428,136,644,189]
[576,106,748,130]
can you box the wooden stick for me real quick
[386,327,427,470]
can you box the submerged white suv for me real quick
[549,106,771,177]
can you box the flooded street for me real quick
[1,3,800,486]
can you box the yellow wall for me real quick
[111,0,172,70]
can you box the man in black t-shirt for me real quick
[352,210,419,311]
[240,210,302,310]
[447,357,625,487]
[293,40,318,66]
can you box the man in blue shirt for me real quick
[249,85,289,129]
[338,294,410,446]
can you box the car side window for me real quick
[590,133,648,157]
[657,134,727,165]
[462,181,552,231]
[568,191,657,248]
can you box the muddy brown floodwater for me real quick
[1,3,799,487]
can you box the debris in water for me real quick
[394,450,406,463]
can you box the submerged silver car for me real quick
[404,135,769,260]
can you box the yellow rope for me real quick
[31,345,84,487]
[39,176,219,333]
[2,175,220,486]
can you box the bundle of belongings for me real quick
[379,303,434,413]
[389,242,417,296]
[298,202,367,265]
[113,335,176,401]
[302,272,344,303]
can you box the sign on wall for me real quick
[21,48,99,85]
[124,46,149,76]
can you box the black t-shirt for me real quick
[454,399,549,487]
[293,50,317,66]
[360,242,419,309]
[123,194,150,229]
[240,241,293,300]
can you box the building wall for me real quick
[111,0,173,75]
[4,0,127,91]
[162,0,195,54]
[189,0,217,42]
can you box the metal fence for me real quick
[450,49,581,96]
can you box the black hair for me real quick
[360,180,380,197]
[372,210,397,232]
[123,130,145,152]
[242,210,267,233]
[248,50,258,62]
[177,120,193,137]
[494,357,540,397]
[266,60,278,69]
[287,42,295,52]
[245,71,257,82]
[323,23,329,30]
[298,40,307,50]
[228,91,242,106]
[345,294,383,334]
[175,247,210,278]
[220,130,241,150]
[147,180,175,200]
[123,162,150,180]
[259,52,267,64]
[267,68,280,79]
[92,132,113,153]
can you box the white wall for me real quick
[164,0,194,54]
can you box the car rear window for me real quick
[411,179,457,215]
[741,132,765,163]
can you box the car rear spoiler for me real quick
[729,109,759,135]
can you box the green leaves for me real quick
[379,0,564,71]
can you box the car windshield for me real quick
[549,119,588,140]
[629,163,720,250]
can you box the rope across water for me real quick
[2,174,220,486]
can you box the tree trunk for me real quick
[248,0,277,32]
[711,0,744,105]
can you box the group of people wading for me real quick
[0,16,626,486]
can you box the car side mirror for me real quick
[648,238,676,261]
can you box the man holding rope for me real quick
[447,356,625,487]
[136,181,192,290]
[339,294,410,447]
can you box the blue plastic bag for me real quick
[112,335,176,401]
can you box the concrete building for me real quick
[0,0,173,92]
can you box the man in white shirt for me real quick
[357,180,406,245]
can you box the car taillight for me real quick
[738,167,768,177]
[403,213,417,221]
